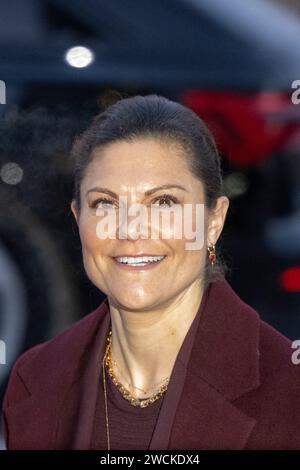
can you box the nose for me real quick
[118,209,149,240]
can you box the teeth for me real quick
[115,255,165,265]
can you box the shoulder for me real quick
[3,299,108,404]
[237,318,300,449]
[259,318,299,379]
[21,300,106,364]
[219,278,299,380]
[258,318,300,415]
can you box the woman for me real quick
[1,94,300,450]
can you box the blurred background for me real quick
[1,0,300,448]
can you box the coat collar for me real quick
[7,279,260,449]
[187,277,260,400]
[5,299,110,449]
[166,278,260,449]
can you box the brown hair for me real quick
[70,92,230,290]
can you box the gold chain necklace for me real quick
[103,330,169,407]
[102,329,170,450]
[110,352,169,395]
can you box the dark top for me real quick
[90,288,208,450]
[90,363,164,450]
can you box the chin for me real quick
[111,291,161,312]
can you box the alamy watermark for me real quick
[0,340,6,365]
[291,340,300,365]
[94,197,205,250]
[0,80,6,104]
[291,80,300,104]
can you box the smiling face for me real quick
[71,137,229,312]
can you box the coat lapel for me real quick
[70,311,111,449]
[167,279,261,449]
[168,371,257,449]
[5,300,111,450]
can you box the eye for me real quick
[151,194,179,208]
[90,197,117,209]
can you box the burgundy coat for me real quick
[2,278,300,450]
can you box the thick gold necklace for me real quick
[103,330,169,408]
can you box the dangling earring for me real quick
[207,244,216,267]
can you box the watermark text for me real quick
[0,340,6,365]
[0,80,6,104]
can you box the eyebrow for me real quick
[85,184,188,198]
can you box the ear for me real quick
[207,196,230,246]
[70,199,79,224]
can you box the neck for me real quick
[107,278,204,398]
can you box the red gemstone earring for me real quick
[207,244,216,267]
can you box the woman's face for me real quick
[71,137,229,311]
